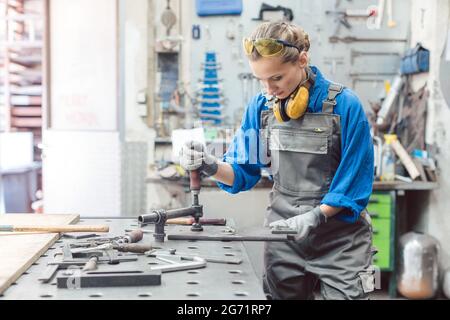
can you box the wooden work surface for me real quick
[0,214,79,295]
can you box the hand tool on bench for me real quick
[62,233,101,240]
[70,229,144,248]
[138,169,205,242]
[39,244,73,283]
[70,230,154,254]
[146,248,242,265]
[39,247,139,283]
[0,224,109,233]
[57,269,162,288]
[82,256,99,271]
[148,254,207,273]
[48,255,138,267]
[39,235,144,283]
[72,242,155,255]
[69,229,149,272]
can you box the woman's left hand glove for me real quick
[269,207,327,241]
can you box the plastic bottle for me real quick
[381,134,397,181]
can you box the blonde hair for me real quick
[248,22,310,63]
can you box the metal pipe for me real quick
[377,75,404,126]
[138,207,197,225]
[166,207,198,219]
[167,234,295,242]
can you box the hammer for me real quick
[0,225,110,233]
[189,169,203,232]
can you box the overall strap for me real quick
[322,83,344,114]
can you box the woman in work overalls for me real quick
[180,22,375,300]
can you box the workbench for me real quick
[0,217,266,300]
[148,175,439,298]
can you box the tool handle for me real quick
[116,243,153,254]
[190,170,201,191]
[126,229,144,243]
[0,225,110,233]
[82,256,99,271]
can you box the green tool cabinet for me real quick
[367,191,396,271]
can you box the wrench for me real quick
[329,36,407,43]
[149,254,207,273]
[351,49,400,64]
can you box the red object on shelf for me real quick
[11,117,42,128]
[11,106,42,116]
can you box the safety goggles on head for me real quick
[243,38,302,57]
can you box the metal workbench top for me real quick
[147,173,439,191]
[0,218,266,300]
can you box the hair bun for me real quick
[303,32,310,52]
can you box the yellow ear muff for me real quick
[272,101,284,122]
[285,86,309,120]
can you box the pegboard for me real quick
[188,0,412,124]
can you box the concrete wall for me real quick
[410,0,450,270]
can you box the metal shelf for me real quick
[0,0,44,145]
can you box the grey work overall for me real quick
[260,83,374,300]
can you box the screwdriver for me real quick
[113,229,156,254]
[116,229,144,244]
[114,243,155,254]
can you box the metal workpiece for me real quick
[139,207,199,225]
[168,226,297,242]
[138,205,204,243]
[147,249,243,265]
[168,234,294,242]
[137,168,205,243]
[47,255,138,267]
[1,218,266,300]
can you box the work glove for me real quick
[269,207,327,241]
[179,141,219,177]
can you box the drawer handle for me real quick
[373,228,379,234]
[373,256,378,262]
[368,211,379,218]
[369,198,380,203]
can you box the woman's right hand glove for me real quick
[179,141,219,177]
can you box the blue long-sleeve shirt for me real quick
[217,66,374,223]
